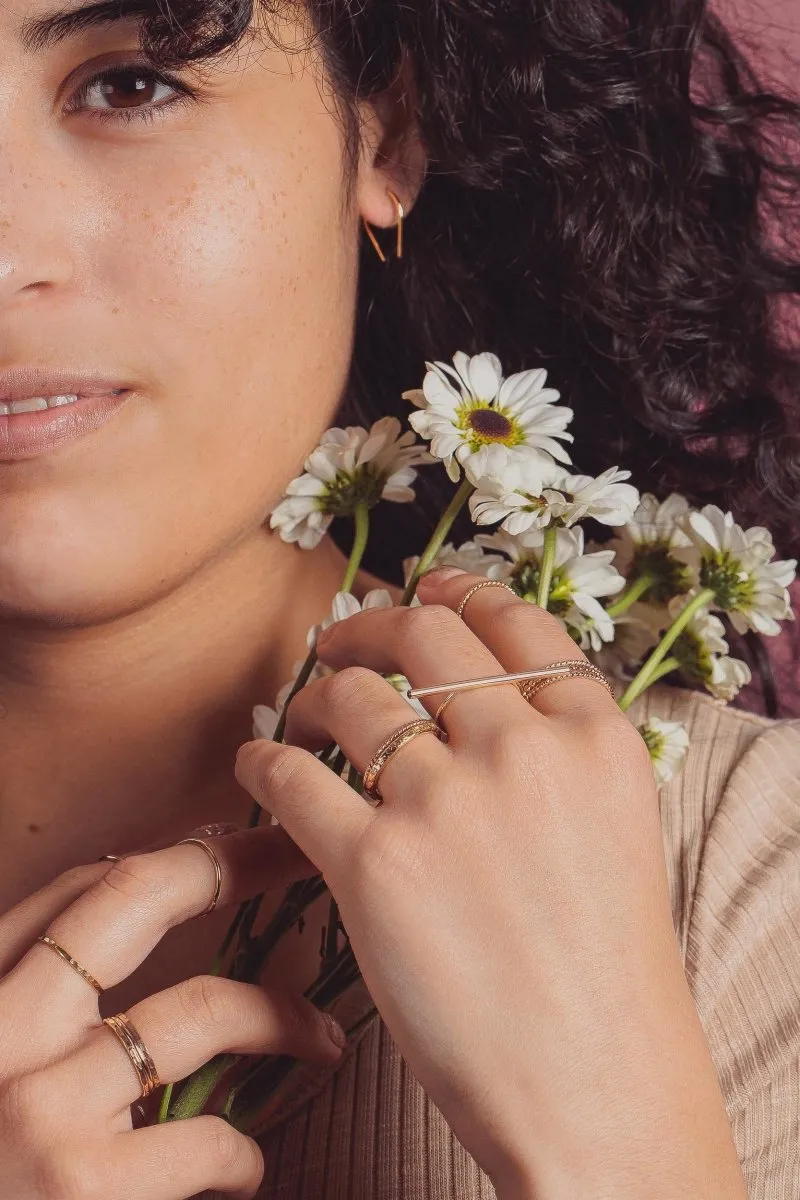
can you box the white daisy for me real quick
[475,526,625,647]
[638,717,690,786]
[270,417,431,549]
[677,505,797,636]
[668,596,752,701]
[402,539,508,585]
[588,607,662,680]
[402,351,573,482]
[469,456,639,534]
[610,493,696,604]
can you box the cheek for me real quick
[0,106,357,621]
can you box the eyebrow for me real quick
[19,0,148,53]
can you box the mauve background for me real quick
[707,1,799,716]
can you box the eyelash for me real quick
[67,62,200,126]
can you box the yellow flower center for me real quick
[459,404,522,449]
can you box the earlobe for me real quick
[355,56,428,236]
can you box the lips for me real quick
[0,390,133,461]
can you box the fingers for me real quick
[99,1118,264,1200]
[416,568,618,718]
[281,666,450,793]
[314,599,529,736]
[2,826,319,1050]
[49,976,345,1117]
[234,740,372,875]
[0,861,113,977]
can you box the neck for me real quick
[0,529,358,907]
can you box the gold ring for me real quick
[36,934,104,995]
[518,658,613,703]
[103,1012,161,1099]
[456,579,516,619]
[97,854,122,863]
[362,719,447,803]
[176,838,223,915]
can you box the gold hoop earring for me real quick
[362,188,405,263]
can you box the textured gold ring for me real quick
[176,838,223,916]
[103,1012,161,1099]
[36,934,104,995]
[518,658,613,703]
[455,578,516,620]
[362,719,448,803]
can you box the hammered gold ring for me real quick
[36,934,104,995]
[103,1012,161,1099]
[362,719,448,804]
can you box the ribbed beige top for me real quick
[211,687,800,1198]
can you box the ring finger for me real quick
[47,974,346,1120]
[282,666,451,802]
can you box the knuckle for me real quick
[396,603,454,648]
[54,863,104,895]
[175,974,230,1031]
[40,1151,106,1200]
[2,1071,59,1133]
[96,852,172,908]
[248,742,313,799]
[206,1118,253,1172]
[317,665,378,714]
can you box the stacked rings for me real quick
[103,1012,161,1099]
[362,719,448,803]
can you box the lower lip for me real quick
[0,391,132,461]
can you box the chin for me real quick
[0,526,180,629]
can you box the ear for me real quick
[355,53,428,231]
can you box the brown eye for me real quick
[66,63,198,126]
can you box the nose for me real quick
[0,130,78,308]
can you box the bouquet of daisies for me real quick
[160,351,797,1128]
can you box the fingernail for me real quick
[187,822,239,838]
[324,1012,348,1049]
[419,566,466,586]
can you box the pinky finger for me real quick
[111,1117,264,1200]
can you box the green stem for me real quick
[606,573,655,618]
[157,1083,174,1124]
[168,1054,238,1121]
[340,503,370,593]
[212,508,371,976]
[618,589,714,711]
[399,478,473,606]
[536,526,558,610]
[644,655,680,687]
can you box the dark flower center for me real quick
[467,408,513,440]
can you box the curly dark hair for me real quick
[137,0,800,580]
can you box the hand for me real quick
[0,826,347,1200]
[235,567,748,1200]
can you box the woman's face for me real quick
[0,3,409,624]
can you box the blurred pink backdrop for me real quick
[706,1,800,716]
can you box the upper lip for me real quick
[0,366,130,403]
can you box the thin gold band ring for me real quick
[455,578,516,619]
[362,719,448,803]
[36,934,104,995]
[103,1012,161,1099]
[176,838,223,916]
